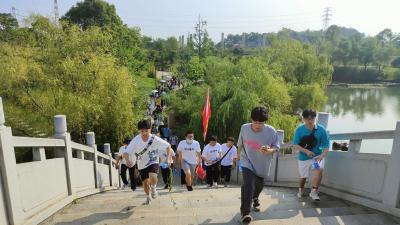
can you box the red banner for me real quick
[202,89,211,141]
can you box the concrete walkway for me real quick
[41,185,400,225]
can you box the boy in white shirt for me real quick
[177,130,201,191]
[202,136,222,188]
[220,137,238,187]
[123,120,172,205]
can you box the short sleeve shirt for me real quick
[177,140,201,165]
[293,123,330,161]
[124,135,170,170]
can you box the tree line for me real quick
[1,0,337,151]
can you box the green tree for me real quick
[62,0,122,30]
[192,18,213,59]
[0,13,18,41]
[359,37,378,70]
[0,16,141,150]
[62,0,146,73]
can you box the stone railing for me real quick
[268,112,400,217]
[0,97,120,225]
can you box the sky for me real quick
[1,0,399,41]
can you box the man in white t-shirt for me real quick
[202,136,222,188]
[220,137,238,188]
[177,130,201,191]
[160,146,176,189]
[123,120,172,205]
[115,138,136,191]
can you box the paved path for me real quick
[41,185,400,225]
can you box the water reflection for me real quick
[325,86,400,154]
[326,88,385,120]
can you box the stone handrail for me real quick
[269,112,400,218]
[330,130,395,140]
[0,97,120,225]
[12,136,65,147]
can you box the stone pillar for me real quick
[382,121,400,207]
[221,32,225,49]
[54,115,75,195]
[272,130,285,182]
[317,112,330,129]
[76,150,84,159]
[0,98,23,224]
[0,97,5,127]
[348,139,362,154]
[32,147,46,161]
[86,132,98,188]
[104,143,114,187]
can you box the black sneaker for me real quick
[131,187,136,192]
[164,184,169,189]
[253,199,260,212]
[188,186,193,191]
[241,214,252,224]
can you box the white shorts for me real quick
[298,159,325,178]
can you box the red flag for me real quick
[202,89,211,141]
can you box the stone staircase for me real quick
[41,186,400,225]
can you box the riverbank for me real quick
[328,82,400,88]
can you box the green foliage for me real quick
[289,84,328,112]
[262,39,333,86]
[62,0,146,74]
[0,16,141,150]
[167,41,331,143]
[0,13,19,42]
[61,0,123,30]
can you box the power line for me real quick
[322,7,332,31]
[11,7,17,18]
[54,0,60,22]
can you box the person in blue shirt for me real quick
[293,109,330,201]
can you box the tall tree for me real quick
[62,0,122,30]
[193,17,212,59]
[0,13,18,42]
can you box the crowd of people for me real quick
[115,84,330,224]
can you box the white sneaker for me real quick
[144,196,152,205]
[297,188,305,198]
[213,182,218,188]
[151,186,158,199]
[309,189,320,201]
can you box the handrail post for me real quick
[382,121,400,207]
[0,97,23,225]
[54,115,75,196]
[317,112,329,128]
[86,132,98,189]
[273,130,285,183]
[104,143,113,187]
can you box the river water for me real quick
[324,86,400,154]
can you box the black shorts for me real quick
[139,164,160,181]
